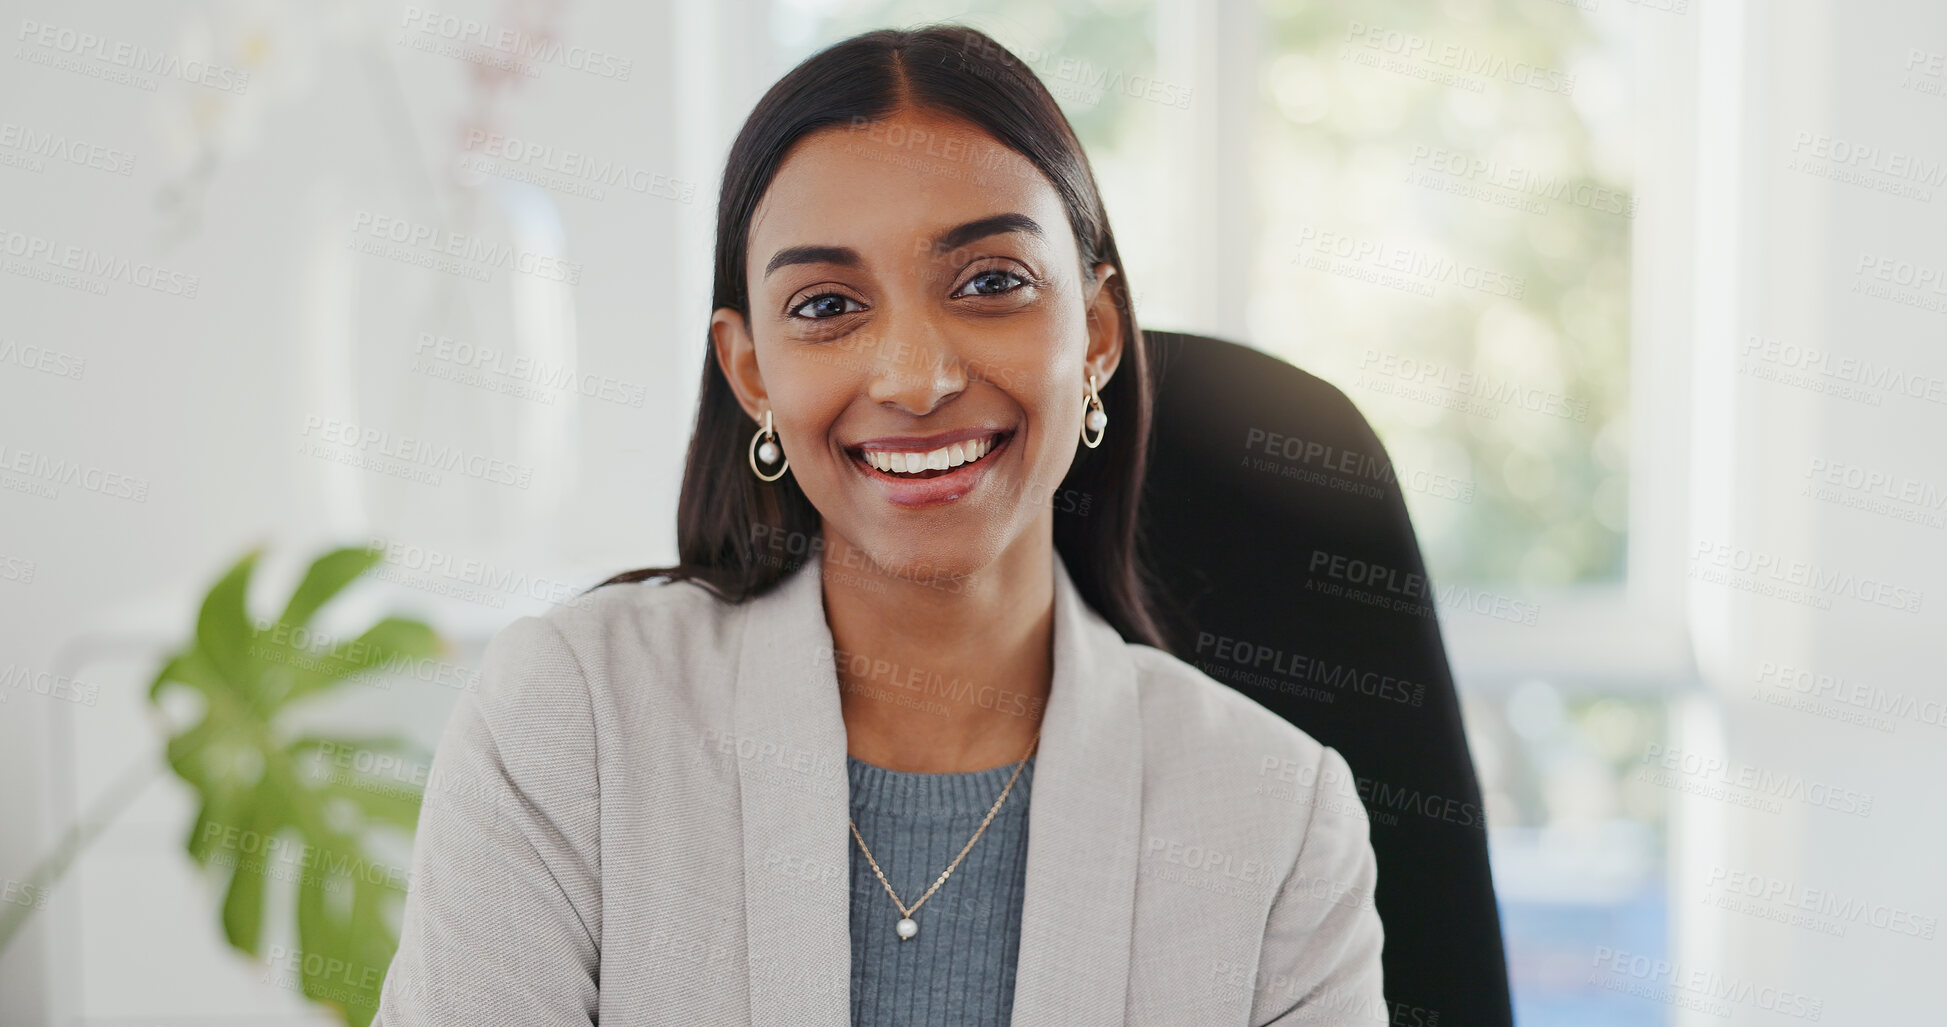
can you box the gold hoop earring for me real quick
[749,409,789,482]
[1081,374,1108,449]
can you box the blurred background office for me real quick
[1,0,1942,1023]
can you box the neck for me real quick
[821,522,1054,774]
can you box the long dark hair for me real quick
[595,23,1173,653]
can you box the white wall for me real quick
[0,0,761,1020]
[1669,1,1947,1022]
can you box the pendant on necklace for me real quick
[896,917,919,940]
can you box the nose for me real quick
[864,311,969,415]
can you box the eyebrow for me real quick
[762,212,1044,278]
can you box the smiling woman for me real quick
[374,23,1386,1027]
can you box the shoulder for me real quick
[1123,641,1368,835]
[473,575,742,713]
[1124,642,1329,773]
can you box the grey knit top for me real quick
[846,752,1037,1027]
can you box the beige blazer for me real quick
[374,550,1386,1026]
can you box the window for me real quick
[1252,2,1633,589]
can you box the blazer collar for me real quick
[732,549,1145,1025]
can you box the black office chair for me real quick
[1135,329,1514,1027]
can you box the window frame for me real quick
[1145,0,1707,697]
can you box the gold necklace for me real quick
[848,732,1040,941]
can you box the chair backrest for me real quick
[1136,329,1514,1026]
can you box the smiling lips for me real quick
[847,429,1012,502]
[858,433,1000,477]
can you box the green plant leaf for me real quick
[165,717,225,792]
[291,818,398,1027]
[343,874,403,1027]
[195,549,264,700]
[274,617,443,712]
[150,647,233,705]
[286,733,426,761]
[185,789,241,867]
[279,546,384,630]
[220,811,278,955]
[149,543,443,1027]
[323,780,424,833]
[295,864,340,1010]
[287,733,431,833]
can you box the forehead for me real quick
[748,111,1069,269]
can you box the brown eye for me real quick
[790,293,865,319]
[953,269,1027,298]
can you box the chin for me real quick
[837,534,994,594]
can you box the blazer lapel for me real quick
[731,552,1144,1027]
[1009,555,1144,1025]
[734,557,853,1026]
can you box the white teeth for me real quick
[863,434,1001,476]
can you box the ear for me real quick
[711,307,768,422]
[1081,261,1126,389]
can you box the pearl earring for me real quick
[749,409,789,482]
[1081,374,1108,449]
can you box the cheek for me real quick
[1017,378,1086,456]
[764,361,850,458]
[966,315,1087,396]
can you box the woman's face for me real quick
[712,108,1124,584]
